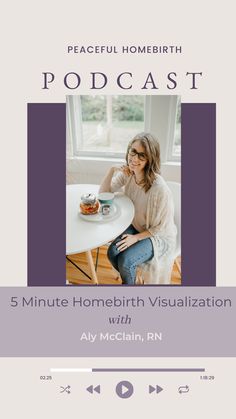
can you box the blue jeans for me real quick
[107,225,154,285]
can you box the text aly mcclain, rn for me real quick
[80,331,162,343]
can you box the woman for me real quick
[99,132,177,285]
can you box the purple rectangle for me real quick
[182,104,216,286]
[27,103,216,286]
[0,287,234,357]
[27,104,66,286]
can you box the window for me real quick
[145,95,181,163]
[169,96,181,160]
[67,95,145,157]
[67,95,181,162]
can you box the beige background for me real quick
[0,0,235,286]
[0,357,235,418]
[1,2,235,416]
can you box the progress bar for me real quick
[93,368,205,372]
[50,368,205,373]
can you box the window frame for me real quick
[166,95,181,162]
[66,94,181,163]
[144,95,181,163]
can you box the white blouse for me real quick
[111,172,150,232]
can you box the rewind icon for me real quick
[86,385,101,394]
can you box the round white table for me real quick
[66,184,134,284]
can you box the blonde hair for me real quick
[126,132,161,192]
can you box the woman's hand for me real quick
[116,234,138,252]
[99,165,132,194]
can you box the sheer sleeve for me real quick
[147,183,175,237]
[110,171,127,192]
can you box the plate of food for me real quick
[79,193,121,222]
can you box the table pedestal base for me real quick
[85,251,98,284]
[66,250,99,285]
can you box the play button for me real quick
[116,381,134,399]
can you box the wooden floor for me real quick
[66,246,181,285]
